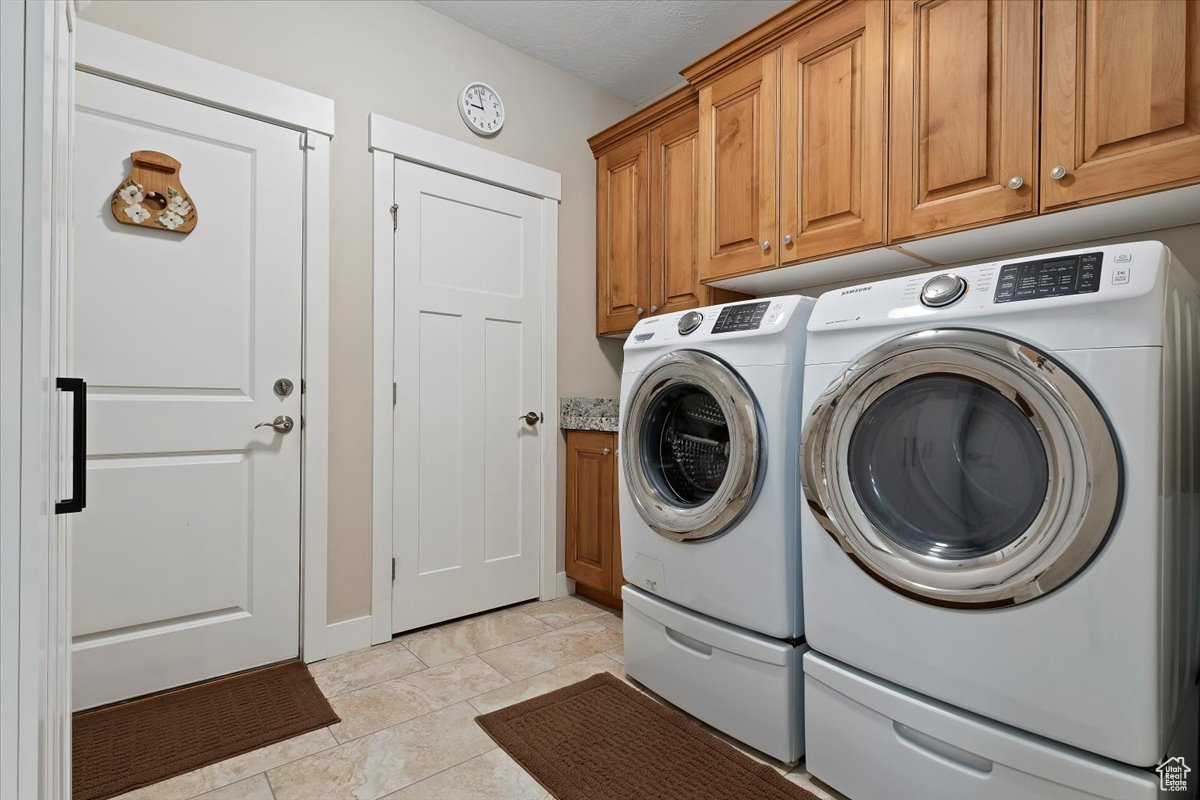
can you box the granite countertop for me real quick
[560,397,619,432]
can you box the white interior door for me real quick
[70,72,303,710]
[391,159,544,633]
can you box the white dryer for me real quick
[799,242,1199,795]
[618,295,815,763]
[619,295,815,639]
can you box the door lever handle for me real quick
[520,411,542,426]
[255,415,294,434]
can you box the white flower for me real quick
[123,203,150,223]
[118,183,144,205]
[157,210,185,230]
[168,194,192,216]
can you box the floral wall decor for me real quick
[110,150,197,234]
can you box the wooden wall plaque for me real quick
[111,150,197,234]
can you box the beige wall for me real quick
[80,0,633,623]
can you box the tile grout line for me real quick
[325,637,623,745]
[179,606,621,800]
[366,744,503,800]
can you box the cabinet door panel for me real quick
[596,136,649,334]
[650,108,703,316]
[565,432,614,593]
[698,52,778,281]
[1042,0,1200,210]
[780,0,887,262]
[889,0,1038,239]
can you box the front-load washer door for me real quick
[802,329,1122,608]
[623,350,763,542]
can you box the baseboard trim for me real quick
[557,571,571,599]
[321,615,372,660]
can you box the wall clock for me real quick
[458,82,505,137]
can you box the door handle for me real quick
[520,411,542,426]
[55,377,87,514]
[255,415,294,434]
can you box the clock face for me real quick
[459,83,505,137]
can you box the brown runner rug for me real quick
[476,672,820,800]
[73,660,339,800]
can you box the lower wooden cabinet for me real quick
[565,430,623,609]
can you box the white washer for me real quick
[618,295,815,763]
[799,241,1200,787]
[620,295,815,638]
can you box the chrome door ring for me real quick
[801,328,1121,607]
[623,350,763,542]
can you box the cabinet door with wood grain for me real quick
[698,51,779,282]
[889,0,1039,241]
[565,431,615,596]
[649,107,705,317]
[779,0,887,263]
[596,136,649,335]
[1041,0,1200,211]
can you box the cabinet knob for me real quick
[783,233,793,245]
[1049,165,1068,180]
[649,304,658,313]
[602,447,611,456]
[636,306,644,316]
[761,240,770,252]
[1007,176,1024,190]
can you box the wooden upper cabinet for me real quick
[649,108,705,316]
[779,0,887,262]
[888,0,1039,241]
[596,135,649,335]
[698,51,779,282]
[1041,0,1200,211]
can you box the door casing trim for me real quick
[73,21,334,663]
[369,115,562,646]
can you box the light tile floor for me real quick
[115,596,842,800]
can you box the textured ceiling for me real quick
[418,0,793,106]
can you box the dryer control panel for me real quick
[993,252,1102,303]
[712,301,771,333]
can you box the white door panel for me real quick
[71,72,303,709]
[392,160,543,632]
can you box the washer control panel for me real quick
[994,251,1102,304]
[712,301,771,334]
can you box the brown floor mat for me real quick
[475,671,819,800]
[72,660,338,800]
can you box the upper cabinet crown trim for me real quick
[75,22,336,137]
[680,0,845,87]
[588,86,697,155]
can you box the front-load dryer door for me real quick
[802,329,1122,608]
[623,350,763,542]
